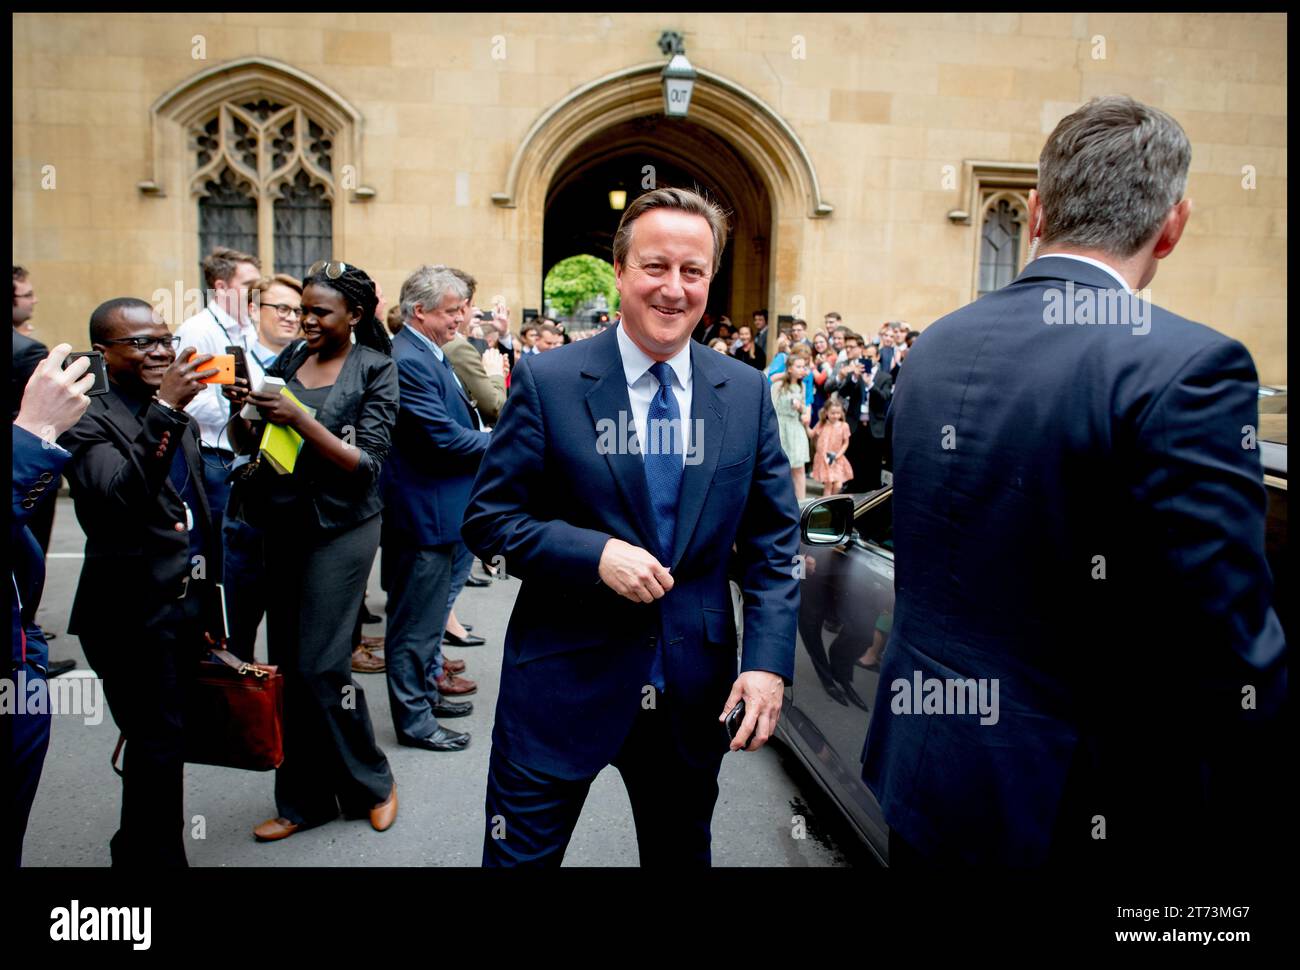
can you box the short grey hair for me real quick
[1037,95,1191,257]
[399,265,469,324]
[611,186,729,275]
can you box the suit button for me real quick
[21,499,35,509]
[37,472,54,483]
[33,483,45,492]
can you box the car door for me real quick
[785,489,895,853]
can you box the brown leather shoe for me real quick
[352,645,385,673]
[359,635,384,649]
[370,783,398,832]
[436,671,477,695]
[444,658,466,674]
[253,817,301,841]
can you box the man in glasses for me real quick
[214,273,304,661]
[175,247,263,577]
[248,273,303,370]
[59,297,223,866]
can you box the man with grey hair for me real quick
[377,265,491,752]
[864,96,1285,867]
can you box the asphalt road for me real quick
[23,496,866,867]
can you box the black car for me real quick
[744,395,1288,865]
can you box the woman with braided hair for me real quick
[223,260,399,841]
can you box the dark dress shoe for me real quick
[431,698,473,718]
[398,726,471,751]
[361,605,383,624]
[443,631,485,647]
[47,658,76,677]
[464,574,491,588]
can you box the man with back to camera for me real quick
[58,298,223,866]
[463,186,801,867]
[863,96,1287,867]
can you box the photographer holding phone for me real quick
[222,260,399,842]
[58,298,222,867]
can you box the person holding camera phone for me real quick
[222,260,399,842]
[58,298,223,867]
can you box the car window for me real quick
[854,492,893,552]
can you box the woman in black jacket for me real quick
[223,260,399,840]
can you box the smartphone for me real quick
[723,699,751,750]
[226,345,249,386]
[240,375,285,420]
[477,310,496,321]
[63,351,110,396]
[187,351,236,385]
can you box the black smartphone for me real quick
[477,310,496,321]
[63,351,109,395]
[723,699,751,750]
[226,345,249,385]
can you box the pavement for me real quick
[23,496,858,867]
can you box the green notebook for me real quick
[258,387,316,474]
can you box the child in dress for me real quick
[811,395,853,495]
[771,347,813,499]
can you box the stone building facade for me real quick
[12,12,1287,382]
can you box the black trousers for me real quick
[845,426,885,492]
[482,699,726,867]
[81,599,205,868]
[263,513,393,824]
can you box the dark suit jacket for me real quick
[462,326,802,780]
[58,384,214,639]
[11,330,47,419]
[236,340,399,532]
[824,364,868,435]
[861,255,1287,865]
[380,327,490,547]
[865,368,893,439]
[11,426,70,671]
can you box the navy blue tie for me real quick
[643,361,683,692]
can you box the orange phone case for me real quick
[189,352,236,385]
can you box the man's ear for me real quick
[1152,198,1192,260]
[1027,189,1045,239]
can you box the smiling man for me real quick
[463,187,801,867]
[58,298,221,866]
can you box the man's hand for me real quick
[222,375,251,409]
[719,670,785,752]
[14,343,94,443]
[598,537,673,603]
[158,349,219,410]
[482,347,505,378]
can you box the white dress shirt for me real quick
[175,302,264,449]
[1041,253,1133,294]
[615,324,693,468]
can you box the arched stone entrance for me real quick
[492,62,832,348]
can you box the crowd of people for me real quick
[692,307,918,500]
[8,249,603,865]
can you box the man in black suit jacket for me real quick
[59,298,223,867]
[863,96,1286,867]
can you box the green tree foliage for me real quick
[543,254,619,317]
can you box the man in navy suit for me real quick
[379,265,490,752]
[863,96,1287,867]
[8,344,93,866]
[463,187,801,867]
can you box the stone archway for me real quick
[492,61,832,349]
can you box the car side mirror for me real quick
[800,494,854,545]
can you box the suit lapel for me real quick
[582,330,658,553]
[670,342,727,569]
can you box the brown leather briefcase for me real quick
[182,646,284,771]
